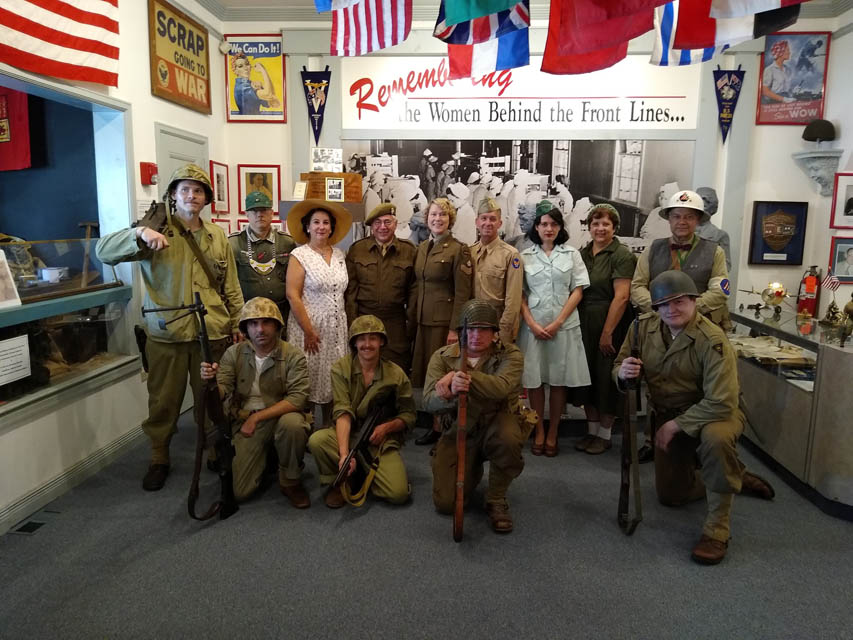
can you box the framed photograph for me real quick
[748,200,808,265]
[237,164,280,215]
[830,172,853,230]
[224,34,286,123]
[325,177,344,202]
[209,160,229,213]
[312,147,343,172]
[211,218,231,235]
[756,32,830,125]
[829,237,853,282]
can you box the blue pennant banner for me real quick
[712,65,745,144]
[301,66,331,145]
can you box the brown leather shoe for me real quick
[544,443,559,457]
[740,471,775,500]
[324,485,345,509]
[280,482,311,509]
[486,501,514,533]
[142,464,170,492]
[637,443,654,464]
[691,535,728,565]
[585,436,612,455]
[574,434,596,451]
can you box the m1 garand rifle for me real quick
[328,387,397,507]
[453,318,469,543]
[618,310,642,535]
[142,291,238,521]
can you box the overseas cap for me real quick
[585,203,621,232]
[650,270,699,308]
[239,297,284,332]
[366,202,397,225]
[246,191,273,211]
[659,190,708,222]
[165,163,213,205]
[477,197,501,216]
[457,299,499,330]
[348,315,387,348]
[535,200,557,217]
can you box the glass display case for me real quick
[731,308,853,517]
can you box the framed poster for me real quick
[829,237,853,282]
[237,164,280,215]
[748,201,808,265]
[209,161,229,213]
[224,34,286,123]
[830,172,853,230]
[211,218,232,235]
[756,32,830,125]
[148,0,211,114]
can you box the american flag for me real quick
[0,0,119,87]
[823,269,841,292]
[650,1,727,66]
[434,0,529,45]
[331,0,412,56]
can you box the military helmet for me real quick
[165,163,213,205]
[348,315,388,349]
[246,190,273,211]
[650,270,699,308]
[457,299,499,330]
[239,297,284,333]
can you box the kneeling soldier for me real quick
[308,315,415,508]
[201,297,312,508]
[614,270,774,565]
[424,299,531,534]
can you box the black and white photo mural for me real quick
[342,138,695,252]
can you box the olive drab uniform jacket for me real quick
[612,311,740,438]
[413,231,473,329]
[96,216,243,342]
[228,227,296,323]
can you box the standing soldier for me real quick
[229,191,296,331]
[615,271,774,565]
[345,203,417,372]
[96,163,244,491]
[200,297,312,507]
[424,300,532,534]
[470,197,523,345]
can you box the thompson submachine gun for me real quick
[453,318,469,543]
[142,291,238,522]
[328,387,398,507]
[617,311,643,535]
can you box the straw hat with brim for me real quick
[287,199,352,245]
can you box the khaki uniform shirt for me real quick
[96,217,243,342]
[612,312,739,438]
[470,237,523,344]
[331,353,416,448]
[631,234,729,316]
[216,339,310,415]
[423,341,523,429]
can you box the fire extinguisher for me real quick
[796,265,821,316]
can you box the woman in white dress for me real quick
[286,200,352,426]
[518,201,591,457]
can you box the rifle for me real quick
[617,310,643,535]
[142,291,238,521]
[328,387,397,507]
[453,318,469,543]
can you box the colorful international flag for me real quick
[314,0,333,11]
[551,0,653,56]
[448,27,529,78]
[442,0,519,27]
[331,0,412,56]
[541,0,629,74]
[434,0,529,45]
[0,0,120,87]
[569,0,669,26]
[710,0,807,19]
[673,0,800,50]
[650,1,727,66]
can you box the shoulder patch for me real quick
[720,278,730,296]
[511,256,521,269]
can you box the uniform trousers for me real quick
[653,413,746,542]
[143,337,229,464]
[308,428,410,504]
[431,412,529,512]
[232,412,311,501]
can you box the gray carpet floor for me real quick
[1,413,851,639]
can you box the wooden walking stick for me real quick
[453,317,469,543]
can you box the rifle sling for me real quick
[187,384,222,521]
[171,214,226,303]
[341,441,388,507]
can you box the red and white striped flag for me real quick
[710,0,807,19]
[331,0,412,56]
[0,0,119,87]
[823,269,840,292]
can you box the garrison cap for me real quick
[366,203,397,225]
[477,197,501,216]
[457,299,499,330]
[535,200,557,217]
[650,270,699,308]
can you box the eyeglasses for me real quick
[372,218,395,227]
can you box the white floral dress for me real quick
[287,244,348,403]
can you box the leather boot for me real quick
[325,485,345,509]
[142,464,170,491]
[280,482,311,509]
[486,501,514,533]
[740,471,775,500]
[691,535,728,565]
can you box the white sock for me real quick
[597,426,612,440]
[587,421,600,436]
